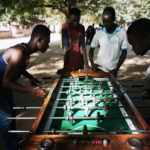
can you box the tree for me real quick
[0,0,149,25]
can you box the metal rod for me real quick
[12,104,150,111]
[13,106,41,110]
[7,117,36,120]
[8,129,150,134]
[122,84,143,87]
[41,129,150,134]
[8,130,32,133]
[59,91,112,95]
[60,85,113,88]
[56,97,117,101]
[53,106,116,110]
[47,116,140,120]
[125,90,137,93]
[118,79,133,82]
[8,116,144,120]
[130,96,150,99]
[53,105,150,110]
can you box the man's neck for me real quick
[106,24,117,34]
[27,41,36,54]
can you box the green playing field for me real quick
[39,76,135,135]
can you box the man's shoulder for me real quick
[116,26,127,34]
[119,28,127,38]
[78,24,84,28]
[78,24,85,31]
[95,29,104,36]
[9,45,25,56]
[4,47,24,64]
[62,23,68,29]
[120,28,127,33]
[15,43,27,52]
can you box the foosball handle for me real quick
[97,112,101,125]
[83,125,88,135]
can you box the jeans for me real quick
[0,92,17,150]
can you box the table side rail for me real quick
[22,134,150,150]
[110,74,150,130]
[31,78,60,134]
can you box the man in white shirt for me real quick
[89,7,128,76]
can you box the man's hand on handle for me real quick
[32,88,48,98]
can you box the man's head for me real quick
[127,18,150,55]
[68,8,81,28]
[102,7,116,31]
[31,24,51,53]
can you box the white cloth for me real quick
[91,25,128,72]
[146,65,150,88]
[147,66,150,80]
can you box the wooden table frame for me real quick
[22,70,150,150]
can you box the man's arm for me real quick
[89,47,99,70]
[80,47,90,69]
[79,29,90,69]
[61,27,69,71]
[62,25,69,70]
[22,70,40,86]
[112,30,128,75]
[57,25,69,74]
[89,48,95,67]
[111,50,127,76]
[63,48,69,70]
[116,50,127,70]
[2,48,47,98]
[88,29,100,70]
[57,47,69,74]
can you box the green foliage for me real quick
[0,0,149,25]
[45,8,65,25]
[113,0,150,23]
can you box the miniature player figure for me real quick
[89,7,128,77]
[127,18,150,98]
[57,8,90,74]
[92,96,97,105]
[81,94,85,107]
[0,24,50,150]
[84,104,89,117]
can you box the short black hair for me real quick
[103,7,115,17]
[69,8,81,17]
[31,24,50,39]
[127,18,150,39]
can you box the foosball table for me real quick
[11,70,150,149]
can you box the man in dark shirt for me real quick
[0,24,50,150]
[127,18,150,97]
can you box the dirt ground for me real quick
[1,35,150,141]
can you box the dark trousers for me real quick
[0,91,17,150]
